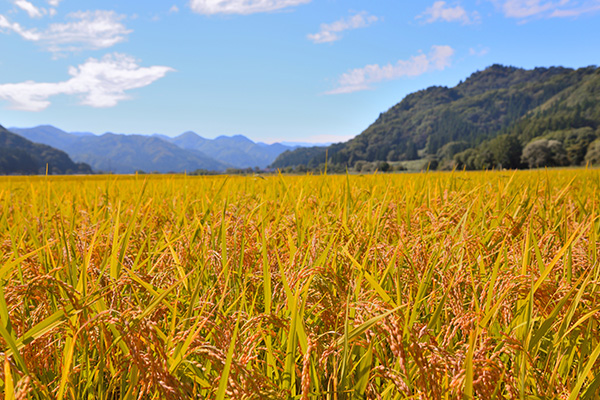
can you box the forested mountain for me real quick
[272,64,600,171]
[0,125,92,175]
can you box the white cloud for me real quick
[14,0,43,18]
[307,11,378,44]
[47,0,62,6]
[189,0,311,15]
[326,45,455,95]
[418,1,480,24]
[0,53,174,111]
[42,11,132,53]
[497,0,600,19]
[170,5,180,13]
[0,11,132,54]
[0,14,41,40]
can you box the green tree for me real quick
[521,139,568,168]
[585,139,600,166]
[489,134,522,169]
[405,140,418,160]
[377,161,391,172]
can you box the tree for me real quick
[354,160,366,172]
[437,141,469,161]
[521,139,568,169]
[489,134,522,169]
[544,127,598,165]
[405,140,418,160]
[377,161,391,172]
[453,149,480,170]
[585,139,600,166]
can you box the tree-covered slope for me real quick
[271,64,600,171]
[0,125,92,175]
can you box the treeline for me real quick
[276,160,408,174]
[451,127,600,170]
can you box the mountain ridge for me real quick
[165,132,293,168]
[10,127,231,174]
[10,126,305,172]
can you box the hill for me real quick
[0,125,92,175]
[271,64,600,171]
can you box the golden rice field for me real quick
[1,169,600,399]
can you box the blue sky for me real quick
[0,0,599,143]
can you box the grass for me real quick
[0,169,599,399]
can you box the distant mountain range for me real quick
[164,132,292,169]
[272,64,600,171]
[8,126,317,174]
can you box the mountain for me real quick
[66,133,233,174]
[0,125,92,175]
[271,64,600,171]
[167,132,294,169]
[69,131,95,137]
[169,131,208,149]
[14,127,295,172]
[10,125,80,149]
[12,127,230,174]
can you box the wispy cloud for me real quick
[500,0,563,18]
[14,0,43,18]
[47,0,62,7]
[417,1,480,24]
[43,11,132,53]
[307,11,378,44]
[550,2,600,16]
[189,0,311,15]
[0,14,41,40]
[0,53,174,111]
[0,11,132,55]
[326,45,455,95]
[169,5,180,13]
[497,0,600,19]
[469,46,490,56]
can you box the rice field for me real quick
[1,169,600,399]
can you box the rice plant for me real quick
[1,169,600,399]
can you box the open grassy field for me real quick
[1,170,600,399]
